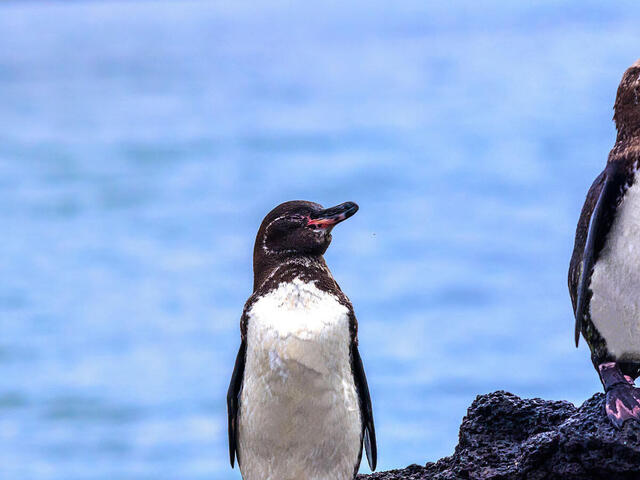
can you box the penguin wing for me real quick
[351,343,377,471]
[226,340,246,468]
[568,161,625,346]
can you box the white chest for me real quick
[238,279,362,480]
[590,176,640,360]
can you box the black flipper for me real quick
[571,161,626,347]
[351,344,377,471]
[227,341,246,468]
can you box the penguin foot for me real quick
[598,362,640,428]
[605,383,640,429]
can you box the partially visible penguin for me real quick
[227,200,377,479]
[569,58,640,427]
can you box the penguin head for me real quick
[254,200,359,261]
[613,58,640,140]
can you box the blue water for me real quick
[1,0,640,478]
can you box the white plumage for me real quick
[238,278,362,480]
[590,174,640,360]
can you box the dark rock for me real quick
[359,390,640,480]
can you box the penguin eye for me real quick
[285,215,307,227]
[268,216,303,237]
[269,220,290,236]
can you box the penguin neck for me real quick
[615,123,640,145]
[612,96,640,157]
[610,133,640,161]
[253,253,332,293]
[610,103,640,160]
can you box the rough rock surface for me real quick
[359,390,640,480]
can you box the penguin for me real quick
[569,59,640,428]
[227,200,377,480]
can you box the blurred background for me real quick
[1,0,640,478]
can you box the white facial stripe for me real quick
[261,214,303,255]
[261,215,287,254]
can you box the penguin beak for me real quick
[307,202,359,229]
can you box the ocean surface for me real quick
[1,1,640,478]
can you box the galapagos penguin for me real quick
[227,200,377,479]
[569,59,640,428]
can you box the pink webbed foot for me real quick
[605,384,640,428]
[599,362,640,429]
